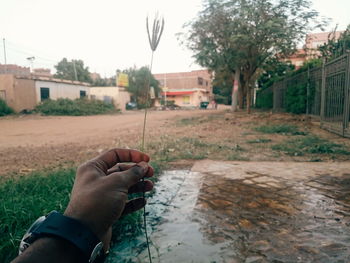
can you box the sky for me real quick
[0,0,349,77]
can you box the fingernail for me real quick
[136,162,148,173]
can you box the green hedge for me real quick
[255,89,273,109]
[35,98,116,116]
[285,83,307,114]
[0,99,14,116]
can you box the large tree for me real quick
[54,58,92,83]
[123,66,160,108]
[183,0,324,112]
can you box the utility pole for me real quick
[27,56,35,73]
[73,60,78,81]
[3,38,7,73]
[164,73,167,107]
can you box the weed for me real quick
[272,135,350,156]
[35,98,117,116]
[254,124,307,135]
[246,138,272,144]
[0,99,14,116]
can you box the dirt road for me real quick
[0,109,216,175]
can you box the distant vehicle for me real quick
[167,104,181,110]
[126,102,138,110]
[200,101,209,109]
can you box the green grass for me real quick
[272,135,350,156]
[0,169,75,263]
[35,98,117,116]
[0,99,14,116]
[246,138,272,144]
[0,160,165,263]
[254,124,307,135]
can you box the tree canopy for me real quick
[54,58,92,83]
[182,0,324,112]
[319,25,350,60]
[122,66,160,108]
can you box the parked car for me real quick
[200,101,209,109]
[126,102,138,110]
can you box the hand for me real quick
[63,148,154,251]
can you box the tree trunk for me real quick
[231,68,240,111]
[246,86,251,114]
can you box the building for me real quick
[90,86,131,111]
[285,31,344,68]
[153,69,213,108]
[0,64,30,76]
[285,49,307,68]
[33,68,52,77]
[0,74,90,112]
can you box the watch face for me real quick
[19,216,46,255]
[89,242,103,263]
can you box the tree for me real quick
[183,0,324,113]
[54,58,92,83]
[257,58,295,91]
[123,66,160,108]
[319,25,350,60]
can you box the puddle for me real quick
[107,163,350,263]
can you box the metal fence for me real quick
[270,53,350,138]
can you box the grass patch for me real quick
[35,98,117,116]
[255,124,307,135]
[148,136,244,162]
[177,117,201,126]
[0,169,75,263]
[0,99,14,116]
[0,160,165,263]
[246,138,272,144]
[272,135,350,156]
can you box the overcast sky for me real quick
[0,0,349,77]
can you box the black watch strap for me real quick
[32,211,102,261]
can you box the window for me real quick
[0,90,6,101]
[40,88,50,101]
[80,90,87,98]
[198,77,203,85]
[183,96,190,104]
[205,81,208,86]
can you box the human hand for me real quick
[63,149,154,251]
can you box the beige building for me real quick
[285,31,344,68]
[0,74,90,112]
[89,86,131,111]
[153,70,212,108]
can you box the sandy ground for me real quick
[1,107,349,176]
[0,109,219,175]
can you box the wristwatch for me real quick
[19,211,104,263]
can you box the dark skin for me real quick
[12,148,154,263]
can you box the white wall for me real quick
[89,87,130,111]
[35,80,90,103]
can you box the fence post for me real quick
[320,59,326,122]
[343,52,350,135]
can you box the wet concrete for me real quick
[109,161,350,263]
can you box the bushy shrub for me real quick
[35,98,117,116]
[0,99,14,116]
[255,89,273,109]
[285,83,307,114]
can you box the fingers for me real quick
[107,163,134,175]
[93,148,150,172]
[108,162,154,187]
[128,180,153,194]
[121,198,146,216]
